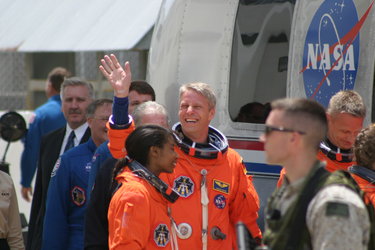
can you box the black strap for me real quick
[285,167,330,249]
[348,165,375,184]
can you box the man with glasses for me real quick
[260,98,369,249]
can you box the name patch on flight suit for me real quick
[71,186,86,206]
[325,202,349,218]
[173,176,194,198]
[154,224,170,247]
[213,179,230,194]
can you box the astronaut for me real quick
[100,54,261,249]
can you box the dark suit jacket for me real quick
[27,126,91,250]
[84,156,117,250]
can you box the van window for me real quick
[229,0,295,123]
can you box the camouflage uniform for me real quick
[264,161,370,250]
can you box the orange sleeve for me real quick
[351,174,375,208]
[229,159,262,240]
[107,121,135,159]
[108,188,150,250]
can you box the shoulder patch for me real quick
[154,224,170,247]
[51,158,61,178]
[71,186,86,206]
[213,179,230,194]
[325,201,349,218]
[173,176,194,198]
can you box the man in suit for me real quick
[43,99,112,250]
[27,78,94,250]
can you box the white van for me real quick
[147,0,375,230]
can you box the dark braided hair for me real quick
[113,124,173,180]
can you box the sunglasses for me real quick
[264,125,306,136]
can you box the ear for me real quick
[326,113,332,123]
[290,132,304,148]
[149,146,160,159]
[87,117,94,128]
[208,108,216,121]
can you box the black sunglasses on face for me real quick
[264,125,306,136]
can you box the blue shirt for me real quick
[42,138,97,250]
[21,95,66,187]
[87,141,112,201]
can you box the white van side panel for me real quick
[148,0,238,130]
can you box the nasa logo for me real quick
[301,0,372,107]
[214,194,226,209]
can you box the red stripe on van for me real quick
[228,139,264,151]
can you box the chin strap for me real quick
[349,165,375,184]
[128,159,180,203]
[319,141,353,163]
[172,123,228,160]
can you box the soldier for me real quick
[261,98,370,249]
[277,90,366,186]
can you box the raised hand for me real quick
[99,54,132,98]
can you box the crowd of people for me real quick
[0,54,374,250]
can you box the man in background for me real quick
[43,99,112,250]
[27,78,93,250]
[20,67,71,201]
[277,90,366,186]
[86,80,155,197]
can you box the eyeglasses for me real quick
[264,125,306,136]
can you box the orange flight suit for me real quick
[277,150,355,187]
[350,173,375,208]
[108,169,175,249]
[108,124,261,249]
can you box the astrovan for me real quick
[147,0,375,231]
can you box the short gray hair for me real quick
[60,77,95,100]
[86,98,113,118]
[179,82,216,109]
[132,101,169,127]
[327,90,366,118]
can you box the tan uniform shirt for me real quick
[307,185,370,250]
[277,175,370,250]
[0,171,24,250]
